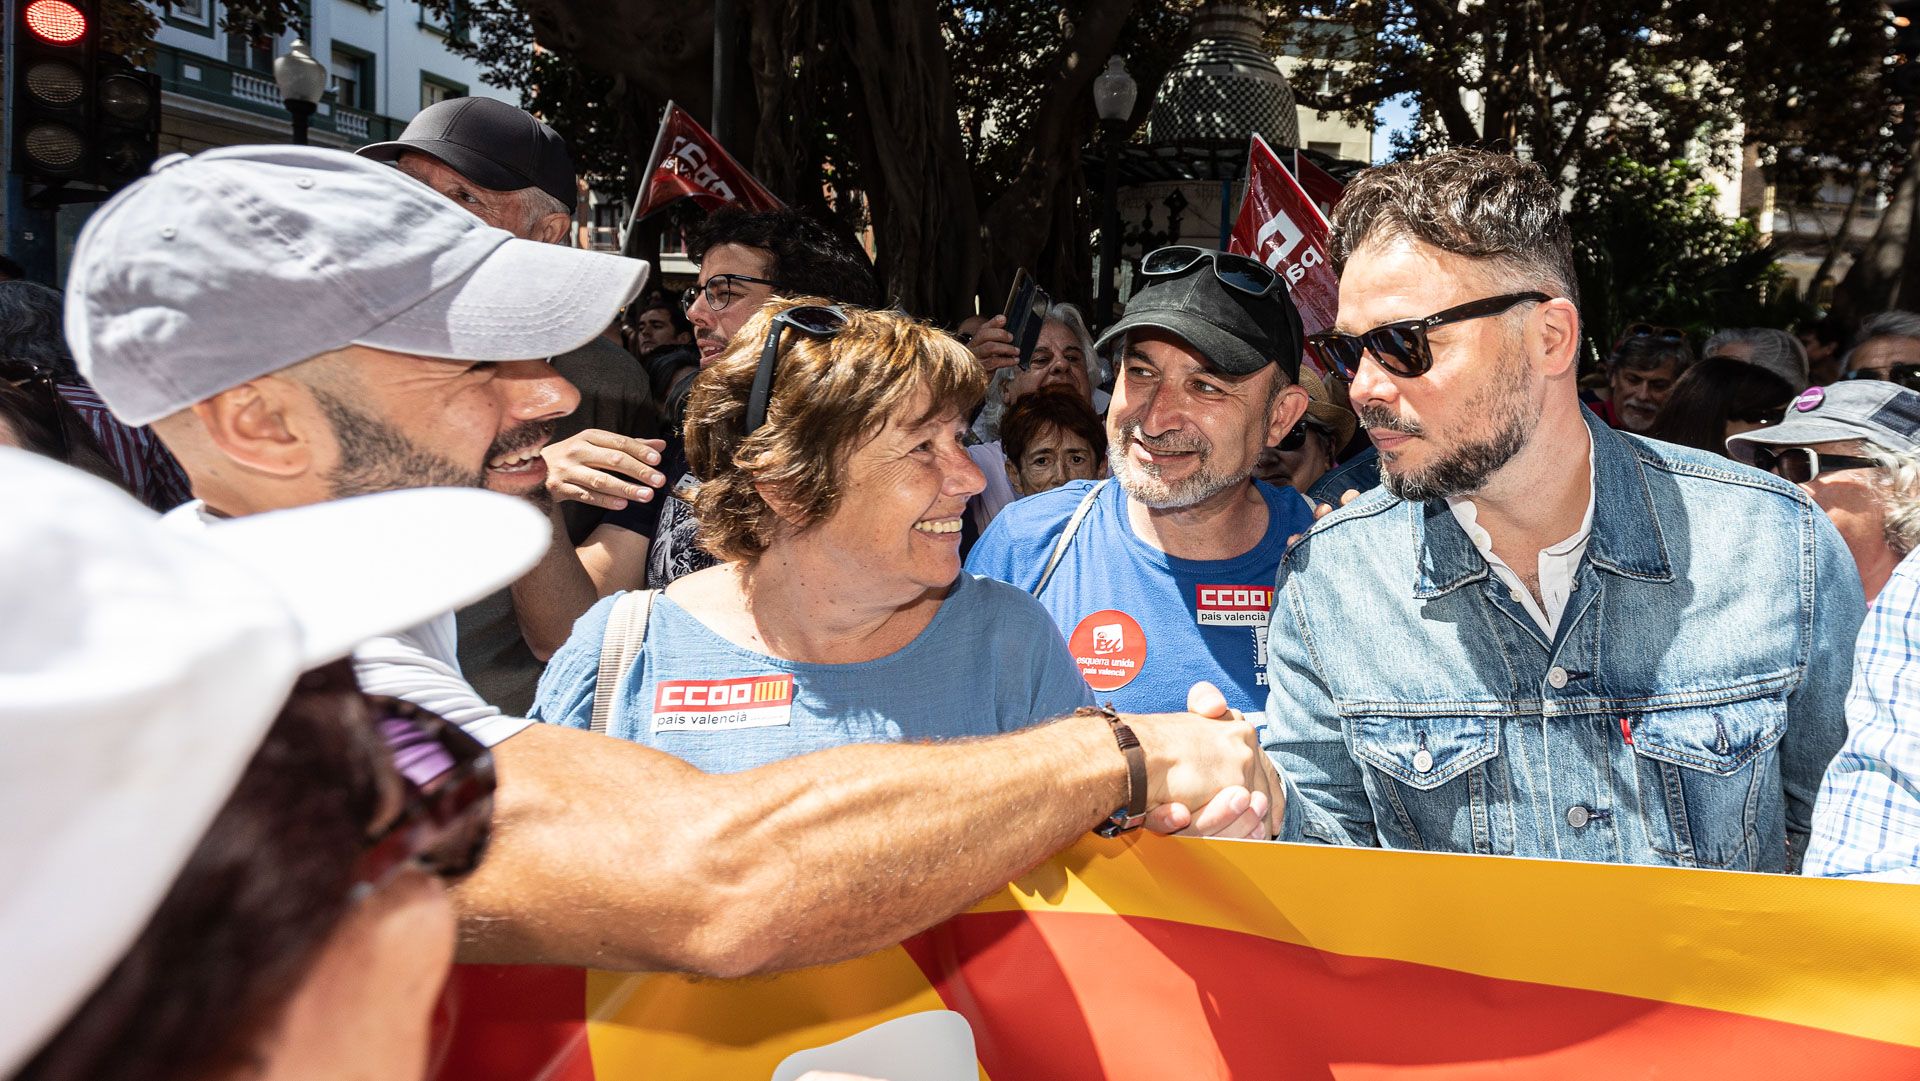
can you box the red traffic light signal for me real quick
[23,0,87,45]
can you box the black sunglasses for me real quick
[1844,363,1920,392]
[355,695,495,891]
[0,358,70,460]
[1750,445,1879,485]
[1307,292,1551,380]
[744,304,850,436]
[682,273,787,314]
[1141,245,1281,297]
[1617,323,1687,347]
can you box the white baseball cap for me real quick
[0,450,549,1075]
[64,144,651,427]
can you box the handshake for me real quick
[1117,680,1284,841]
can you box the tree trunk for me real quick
[1833,127,1920,324]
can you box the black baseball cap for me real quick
[358,97,577,213]
[1093,249,1304,380]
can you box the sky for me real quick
[1373,93,1418,163]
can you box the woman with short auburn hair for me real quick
[534,300,1092,772]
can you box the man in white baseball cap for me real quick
[1,449,548,1080]
[63,145,1279,981]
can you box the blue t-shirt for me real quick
[965,478,1312,715]
[531,572,1092,773]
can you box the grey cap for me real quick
[65,145,649,427]
[1726,382,1920,464]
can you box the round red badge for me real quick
[1068,609,1147,692]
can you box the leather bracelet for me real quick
[1079,702,1148,837]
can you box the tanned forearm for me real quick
[507,505,599,659]
[454,717,1125,977]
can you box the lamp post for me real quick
[273,39,327,146]
[1092,55,1137,329]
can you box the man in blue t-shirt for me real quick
[967,246,1315,716]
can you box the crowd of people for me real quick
[9,96,1920,1079]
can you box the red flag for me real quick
[629,102,783,222]
[1228,135,1339,358]
[1294,150,1346,220]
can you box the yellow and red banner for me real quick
[440,834,1920,1079]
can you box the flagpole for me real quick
[621,100,678,260]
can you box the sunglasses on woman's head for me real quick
[354,695,495,893]
[1307,292,1550,380]
[1617,323,1687,347]
[744,304,850,436]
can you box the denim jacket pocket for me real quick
[1627,696,1787,870]
[1351,715,1505,854]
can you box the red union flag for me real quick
[1228,134,1339,350]
[1295,149,1347,219]
[630,101,782,221]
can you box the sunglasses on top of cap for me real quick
[1141,245,1281,297]
[1307,292,1551,381]
[744,304,850,436]
[1749,445,1879,485]
[353,695,496,896]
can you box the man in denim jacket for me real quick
[1263,149,1865,871]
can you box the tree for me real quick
[1568,157,1804,361]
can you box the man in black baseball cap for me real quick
[967,246,1314,718]
[359,99,665,716]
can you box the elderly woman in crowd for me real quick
[962,303,1110,530]
[1255,370,1356,496]
[1000,385,1107,498]
[6,457,537,1081]
[1645,355,1796,457]
[532,300,1092,771]
[1842,310,1920,389]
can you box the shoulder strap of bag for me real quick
[1033,480,1107,598]
[590,589,657,735]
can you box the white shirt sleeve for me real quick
[351,614,534,748]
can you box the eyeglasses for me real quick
[1141,245,1280,297]
[682,273,787,314]
[1749,445,1880,484]
[744,304,849,436]
[1276,417,1334,453]
[1307,292,1550,380]
[1844,363,1920,392]
[354,695,495,893]
[0,358,69,460]
[1616,323,1687,348]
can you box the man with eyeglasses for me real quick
[563,205,886,594]
[1263,148,1864,871]
[967,246,1315,718]
[1841,310,1920,390]
[1728,382,1920,603]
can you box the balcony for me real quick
[151,43,404,145]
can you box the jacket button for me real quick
[1412,749,1434,773]
[1566,805,1591,828]
[1547,666,1569,689]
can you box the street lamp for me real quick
[1092,55,1137,329]
[273,39,327,146]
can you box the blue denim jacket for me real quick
[1263,409,1865,871]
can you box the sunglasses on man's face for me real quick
[1844,363,1920,392]
[354,695,495,893]
[1307,292,1551,380]
[1749,445,1879,485]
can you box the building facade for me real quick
[148,0,513,154]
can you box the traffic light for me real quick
[8,0,160,193]
[12,0,97,184]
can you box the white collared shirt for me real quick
[1444,428,1597,640]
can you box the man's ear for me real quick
[187,378,314,479]
[1266,376,1312,449]
[1533,297,1582,378]
[531,212,572,247]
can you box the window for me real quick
[1308,141,1343,158]
[419,0,467,39]
[227,34,275,75]
[420,75,465,111]
[168,0,211,26]
[329,46,373,110]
